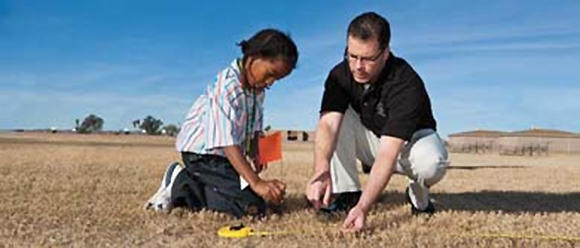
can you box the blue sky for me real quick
[1,1,579,138]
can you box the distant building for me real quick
[448,128,580,155]
[280,130,315,142]
[498,128,580,155]
[448,129,505,153]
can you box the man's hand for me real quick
[306,171,332,209]
[341,205,367,232]
[251,179,286,204]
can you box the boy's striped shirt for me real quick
[176,59,264,157]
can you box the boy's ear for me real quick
[245,56,255,68]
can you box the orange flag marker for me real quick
[258,131,282,164]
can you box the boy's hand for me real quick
[251,179,286,204]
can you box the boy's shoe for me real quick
[405,186,435,215]
[318,191,362,215]
[144,162,183,213]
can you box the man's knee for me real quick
[415,153,448,187]
[408,131,449,187]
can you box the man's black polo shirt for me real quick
[319,53,436,141]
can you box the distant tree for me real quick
[77,114,104,134]
[140,116,163,135]
[264,125,272,132]
[132,120,140,129]
[162,124,179,136]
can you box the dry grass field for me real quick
[1,132,579,247]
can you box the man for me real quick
[306,12,449,232]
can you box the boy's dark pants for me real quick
[171,152,265,218]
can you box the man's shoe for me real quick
[405,187,435,215]
[144,162,183,213]
[361,163,372,174]
[319,191,362,214]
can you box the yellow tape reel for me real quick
[217,224,255,238]
[218,224,295,238]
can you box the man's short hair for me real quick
[347,12,391,49]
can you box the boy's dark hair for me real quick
[347,12,391,50]
[238,29,298,69]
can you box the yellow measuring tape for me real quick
[452,232,580,242]
[218,224,580,242]
[217,224,297,238]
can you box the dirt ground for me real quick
[1,132,579,247]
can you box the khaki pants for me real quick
[330,107,449,210]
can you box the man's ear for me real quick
[382,46,390,62]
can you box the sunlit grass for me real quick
[1,132,579,247]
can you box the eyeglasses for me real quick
[344,47,385,65]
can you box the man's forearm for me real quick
[313,122,336,174]
[223,145,260,186]
[357,136,403,211]
[357,157,396,211]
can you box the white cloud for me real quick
[264,83,324,131]
[409,40,580,55]
[394,14,580,49]
[435,85,580,138]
